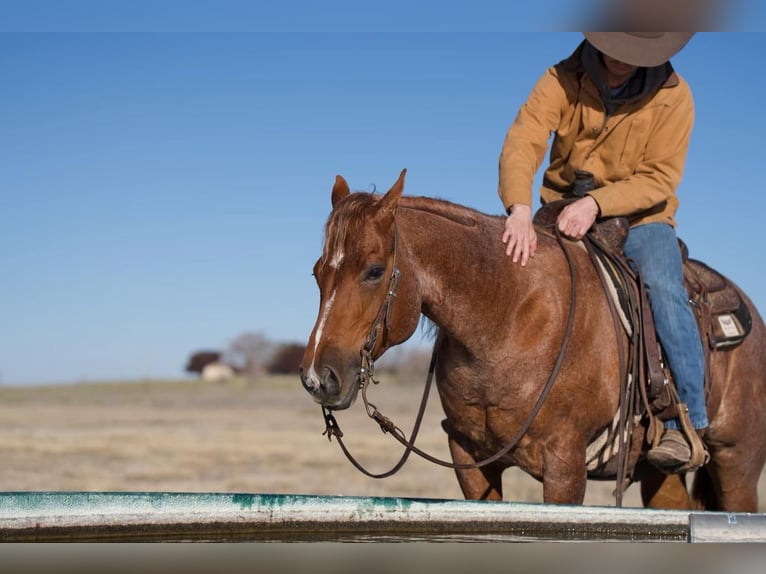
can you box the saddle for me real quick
[680,244,752,350]
[534,200,753,489]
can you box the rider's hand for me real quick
[557,196,600,240]
[502,204,537,267]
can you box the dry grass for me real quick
[0,375,763,510]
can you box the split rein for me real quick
[321,222,578,479]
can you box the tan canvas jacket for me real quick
[498,46,694,228]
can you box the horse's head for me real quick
[300,169,421,409]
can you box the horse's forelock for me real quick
[321,193,379,265]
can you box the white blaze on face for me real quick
[329,246,344,269]
[307,288,337,382]
[307,242,343,384]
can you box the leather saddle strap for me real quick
[634,266,666,398]
[583,237,628,504]
[585,234,664,397]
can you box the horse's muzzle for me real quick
[301,365,341,401]
[301,363,360,410]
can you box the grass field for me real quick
[0,375,763,510]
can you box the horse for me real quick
[299,169,766,511]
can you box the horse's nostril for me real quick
[320,367,340,395]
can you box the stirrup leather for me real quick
[673,402,710,473]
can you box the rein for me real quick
[321,223,578,477]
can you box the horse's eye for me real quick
[363,265,385,283]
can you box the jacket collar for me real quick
[558,40,679,111]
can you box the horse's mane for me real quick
[322,192,502,265]
[399,195,488,229]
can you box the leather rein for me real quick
[321,221,578,478]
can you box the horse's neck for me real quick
[398,200,515,346]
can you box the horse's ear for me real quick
[331,175,350,207]
[378,169,407,216]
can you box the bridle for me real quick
[321,220,578,479]
[321,222,415,478]
[358,222,401,393]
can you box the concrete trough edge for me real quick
[0,492,761,542]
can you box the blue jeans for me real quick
[624,223,709,430]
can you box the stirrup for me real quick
[665,403,709,474]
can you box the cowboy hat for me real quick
[583,32,695,67]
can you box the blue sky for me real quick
[2,25,765,384]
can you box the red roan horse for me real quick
[300,170,766,511]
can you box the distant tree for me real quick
[185,350,222,375]
[226,332,276,379]
[395,346,433,379]
[376,344,433,379]
[267,343,307,375]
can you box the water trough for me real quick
[1,492,764,542]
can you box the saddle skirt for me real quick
[680,245,752,349]
[594,240,753,350]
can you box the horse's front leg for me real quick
[541,447,587,504]
[448,434,504,500]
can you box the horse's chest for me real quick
[438,383,523,444]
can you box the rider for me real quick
[498,32,707,473]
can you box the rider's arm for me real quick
[499,67,568,265]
